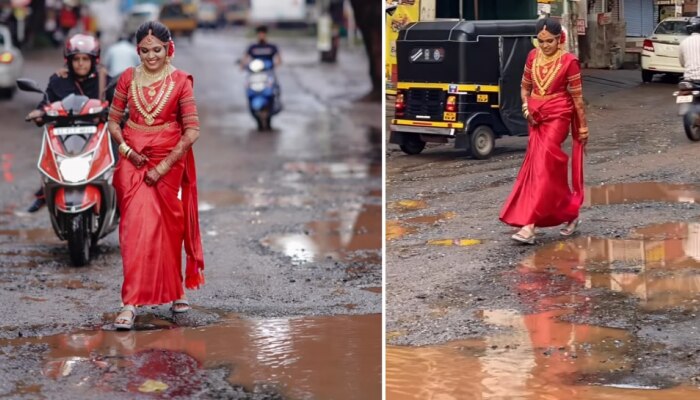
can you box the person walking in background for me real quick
[103,34,140,77]
[107,21,205,330]
[499,18,589,245]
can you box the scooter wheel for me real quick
[683,112,700,141]
[66,212,91,266]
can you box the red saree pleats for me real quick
[499,94,584,228]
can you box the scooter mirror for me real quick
[16,78,43,94]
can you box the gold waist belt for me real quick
[530,91,568,101]
[126,119,174,132]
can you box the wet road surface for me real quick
[0,28,380,398]
[386,69,700,395]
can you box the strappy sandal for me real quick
[171,299,191,313]
[560,219,581,237]
[114,305,136,330]
[511,227,536,245]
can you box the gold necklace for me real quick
[131,72,175,125]
[136,65,170,111]
[137,65,168,96]
[533,49,563,95]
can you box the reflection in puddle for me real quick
[519,222,700,311]
[198,189,313,211]
[388,200,428,213]
[585,182,700,206]
[387,309,700,399]
[362,287,382,294]
[2,314,380,400]
[427,238,482,247]
[261,204,380,265]
[283,160,381,179]
[386,212,457,241]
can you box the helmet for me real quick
[64,34,100,61]
[688,17,700,34]
[64,34,100,76]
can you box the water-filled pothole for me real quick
[261,204,380,265]
[387,309,698,399]
[585,182,700,207]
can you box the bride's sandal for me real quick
[114,305,136,330]
[560,219,581,237]
[511,227,536,245]
[171,299,191,313]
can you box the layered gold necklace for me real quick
[131,64,175,125]
[533,49,563,95]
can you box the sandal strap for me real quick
[120,305,136,313]
[173,299,190,306]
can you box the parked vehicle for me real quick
[389,19,536,159]
[674,80,700,141]
[245,58,280,131]
[0,25,23,99]
[16,78,119,266]
[224,2,249,25]
[160,3,198,40]
[123,4,160,37]
[197,2,220,29]
[641,17,690,83]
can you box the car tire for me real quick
[469,125,495,160]
[642,69,654,83]
[399,135,426,155]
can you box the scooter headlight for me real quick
[58,153,93,183]
[249,59,265,73]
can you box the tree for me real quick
[348,0,381,102]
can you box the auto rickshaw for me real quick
[389,19,538,159]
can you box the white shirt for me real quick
[103,40,141,77]
[680,33,700,80]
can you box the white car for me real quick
[0,24,23,99]
[641,17,690,82]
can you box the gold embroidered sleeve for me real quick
[566,62,584,98]
[179,78,200,131]
[108,72,129,124]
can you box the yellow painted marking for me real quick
[397,82,500,93]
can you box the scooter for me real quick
[17,78,119,266]
[674,80,700,141]
[245,58,280,131]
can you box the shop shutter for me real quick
[625,0,643,36]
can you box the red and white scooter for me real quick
[17,78,119,266]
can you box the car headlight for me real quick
[58,153,93,183]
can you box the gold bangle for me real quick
[155,163,168,175]
[579,127,589,134]
[125,148,133,158]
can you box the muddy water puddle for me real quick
[261,204,381,265]
[283,160,381,180]
[0,228,59,244]
[518,222,700,311]
[585,182,700,206]
[387,309,699,399]
[386,212,457,241]
[2,313,380,399]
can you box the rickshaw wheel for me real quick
[469,125,495,160]
[399,136,426,155]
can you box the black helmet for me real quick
[688,17,700,34]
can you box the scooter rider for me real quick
[239,25,282,69]
[25,33,113,213]
[680,17,700,82]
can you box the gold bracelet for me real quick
[579,127,589,134]
[125,148,133,158]
[118,142,129,156]
[523,110,529,118]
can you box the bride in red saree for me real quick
[107,22,205,329]
[499,18,589,244]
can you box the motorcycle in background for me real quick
[17,78,119,266]
[245,58,280,131]
[674,80,700,141]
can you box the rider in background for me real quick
[239,25,281,69]
[680,17,700,82]
[25,33,112,213]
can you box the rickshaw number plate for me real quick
[443,112,456,121]
[477,94,489,103]
[677,95,693,104]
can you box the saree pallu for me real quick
[110,67,204,306]
[499,92,585,228]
